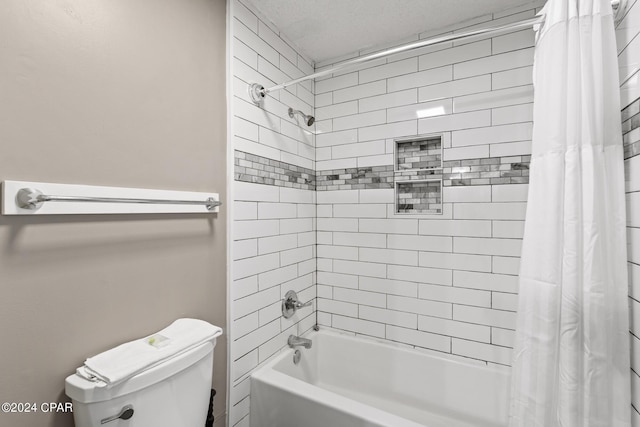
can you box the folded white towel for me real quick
[76,318,222,388]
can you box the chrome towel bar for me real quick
[16,188,221,211]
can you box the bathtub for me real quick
[250,329,510,427]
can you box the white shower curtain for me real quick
[509,0,631,426]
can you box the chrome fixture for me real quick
[15,188,221,211]
[293,349,301,365]
[282,290,313,319]
[288,335,312,349]
[288,107,315,126]
[247,0,626,105]
[101,405,134,424]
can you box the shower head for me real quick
[288,107,315,127]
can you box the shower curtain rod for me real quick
[248,0,625,104]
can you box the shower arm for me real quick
[248,0,625,104]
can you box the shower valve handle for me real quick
[282,290,312,319]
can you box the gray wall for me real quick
[0,1,228,426]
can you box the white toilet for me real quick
[65,334,219,426]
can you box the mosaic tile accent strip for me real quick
[234,150,316,190]
[396,137,442,170]
[396,180,442,214]
[316,156,530,191]
[623,97,640,160]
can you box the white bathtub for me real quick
[250,329,510,427]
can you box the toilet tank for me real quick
[65,340,216,427]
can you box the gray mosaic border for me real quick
[623,97,640,160]
[316,156,530,191]
[234,150,315,190]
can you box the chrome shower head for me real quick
[288,107,315,127]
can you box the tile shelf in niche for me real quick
[395,179,443,215]
[1,180,221,215]
[394,134,443,172]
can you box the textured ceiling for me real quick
[245,0,541,63]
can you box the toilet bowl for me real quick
[65,337,218,426]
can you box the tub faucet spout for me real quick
[288,335,312,349]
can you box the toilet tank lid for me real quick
[65,340,215,403]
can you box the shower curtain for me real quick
[509,0,631,426]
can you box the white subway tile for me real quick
[453,305,516,329]
[360,218,419,234]
[334,287,387,308]
[257,202,297,219]
[419,110,491,134]
[317,298,358,317]
[360,247,419,266]
[630,262,640,301]
[492,66,533,90]
[443,185,491,203]
[358,120,418,142]
[280,218,313,234]
[359,188,394,203]
[387,264,453,286]
[317,230,332,244]
[419,316,490,342]
[454,270,518,293]
[298,258,315,276]
[332,140,386,159]
[419,40,491,70]
[234,19,279,66]
[386,325,451,352]
[233,0,258,33]
[360,58,418,84]
[317,271,359,289]
[316,158,357,171]
[626,155,640,193]
[388,65,453,92]
[297,204,316,219]
[419,75,491,103]
[388,294,452,318]
[493,256,521,275]
[492,221,525,238]
[233,275,258,300]
[234,313,259,344]
[357,154,394,167]
[334,80,387,103]
[281,246,313,266]
[234,116,259,141]
[316,72,359,94]
[257,234,297,255]
[235,181,279,202]
[317,189,359,204]
[492,103,533,125]
[280,152,313,170]
[453,48,534,79]
[452,339,512,365]
[334,203,387,218]
[234,286,281,319]
[454,237,523,256]
[317,218,359,232]
[619,30,640,84]
[492,29,535,54]
[419,283,491,307]
[258,264,297,291]
[232,349,257,381]
[333,315,386,338]
[492,292,518,311]
[258,301,281,326]
[419,252,492,272]
[333,259,387,278]
[234,202,258,220]
[359,276,418,297]
[333,232,387,248]
[335,110,388,131]
[360,306,417,328]
[232,319,280,359]
[257,20,297,65]
[388,99,452,123]
[234,137,281,163]
[317,244,359,261]
[453,86,533,113]
[454,202,527,220]
[628,227,640,265]
[235,239,258,260]
[452,123,533,147]
[234,219,279,240]
[628,192,640,228]
[489,140,532,157]
[317,258,333,272]
[491,328,515,347]
[316,146,332,161]
[359,89,418,113]
[443,145,490,161]
[419,219,492,237]
[492,184,529,202]
[233,253,280,280]
[316,101,358,121]
[317,285,333,299]
[297,231,316,248]
[388,234,452,251]
[315,92,333,108]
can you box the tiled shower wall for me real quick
[618,0,640,422]
[313,4,541,366]
[229,1,316,426]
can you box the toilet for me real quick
[65,329,220,426]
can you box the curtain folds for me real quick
[509,0,631,425]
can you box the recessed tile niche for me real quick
[394,135,443,215]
